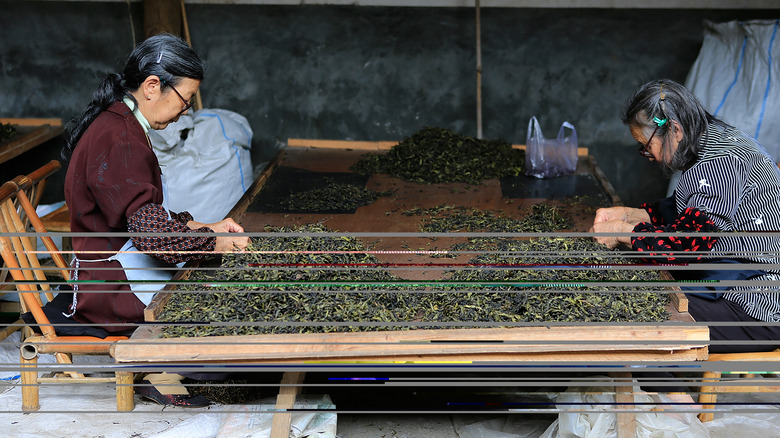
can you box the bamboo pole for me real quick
[20,353,39,412]
[116,372,136,411]
[475,0,483,139]
[181,0,203,111]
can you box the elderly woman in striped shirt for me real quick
[590,79,780,353]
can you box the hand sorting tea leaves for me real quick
[350,127,525,184]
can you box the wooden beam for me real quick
[0,118,62,127]
[612,372,637,438]
[270,372,305,438]
[143,0,183,38]
[286,138,589,156]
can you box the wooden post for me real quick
[143,0,183,38]
[698,371,720,422]
[116,372,136,411]
[270,372,305,438]
[613,372,636,438]
[20,352,39,412]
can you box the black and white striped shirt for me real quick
[674,123,780,322]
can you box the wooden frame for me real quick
[0,118,63,165]
[0,164,133,412]
[119,139,707,435]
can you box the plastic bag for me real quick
[525,116,578,179]
[539,381,710,438]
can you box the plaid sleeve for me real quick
[631,207,719,263]
[170,210,194,224]
[127,204,215,263]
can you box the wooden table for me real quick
[114,140,707,437]
[0,118,63,165]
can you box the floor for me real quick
[0,323,778,437]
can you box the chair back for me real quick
[0,161,65,300]
[0,179,63,339]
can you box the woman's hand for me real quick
[588,219,635,249]
[188,218,249,252]
[592,207,650,227]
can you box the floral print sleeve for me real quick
[127,204,215,264]
[631,207,719,263]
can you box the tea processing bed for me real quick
[113,140,706,438]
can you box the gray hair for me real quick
[63,33,205,159]
[622,79,718,172]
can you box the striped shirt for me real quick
[674,123,780,322]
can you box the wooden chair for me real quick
[0,177,134,412]
[698,350,780,422]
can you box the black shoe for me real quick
[135,380,212,407]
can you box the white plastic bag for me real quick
[149,108,253,223]
[525,116,578,179]
[539,382,709,438]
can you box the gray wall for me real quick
[1,2,777,208]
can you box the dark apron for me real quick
[674,259,766,300]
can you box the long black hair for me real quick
[62,33,204,160]
[622,79,726,172]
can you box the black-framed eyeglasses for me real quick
[638,124,660,158]
[163,80,195,114]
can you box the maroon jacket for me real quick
[64,101,214,331]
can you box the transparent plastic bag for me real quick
[525,116,578,179]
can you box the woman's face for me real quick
[143,77,200,130]
[631,124,664,163]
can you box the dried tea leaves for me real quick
[350,126,525,184]
[444,237,670,322]
[158,221,670,338]
[404,204,572,234]
[0,123,17,143]
[280,179,393,212]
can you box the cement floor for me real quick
[1,331,778,438]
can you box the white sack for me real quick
[149,108,253,223]
[685,19,780,159]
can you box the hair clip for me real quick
[653,117,668,127]
[156,51,163,63]
[659,83,666,101]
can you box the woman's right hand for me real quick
[189,218,250,252]
[592,207,650,227]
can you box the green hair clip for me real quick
[653,117,668,127]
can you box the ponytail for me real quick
[62,73,127,160]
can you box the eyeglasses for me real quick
[638,124,660,158]
[163,80,195,114]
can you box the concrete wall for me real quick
[1,2,777,208]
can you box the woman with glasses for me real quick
[60,33,249,406]
[589,79,780,353]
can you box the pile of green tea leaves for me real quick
[350,126,524,184]
[280,179,393,212]
[0,123,17,143]
[443,237,669,322]
[158,222,670,338]
[158,224,426,337]
[404,203,572,233]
